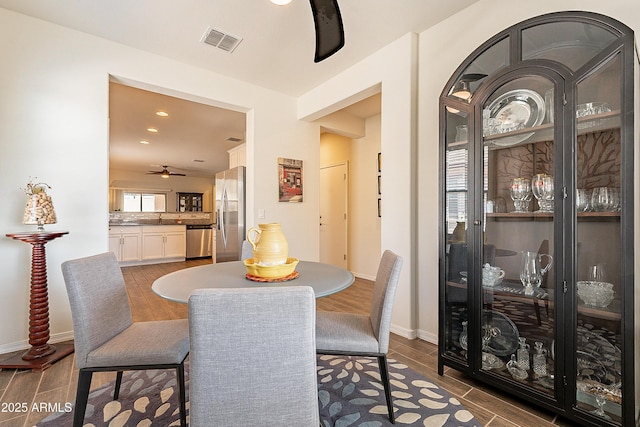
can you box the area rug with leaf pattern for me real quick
[37,355,481,427]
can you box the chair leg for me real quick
[377,355,395,424]
[176,363,187,427]
[73,370,93,427]
[113,371,124,400]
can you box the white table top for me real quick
[152,260,355,303]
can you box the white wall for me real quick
[0,8,320,352]
[299,34,418,338]
[349,115,382,280]
[416,0,640,342]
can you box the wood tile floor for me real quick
[0,259,581,426]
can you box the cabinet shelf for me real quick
[483,110,620,148]
[447,110,621,150]
[487,211,620,219]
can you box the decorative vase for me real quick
[247,223,289,266]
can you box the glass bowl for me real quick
[576,281,614,308]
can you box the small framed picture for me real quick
[278,157,303,202]
[378,152,382,172]
[378,175,381,195]
[378,198,382,218]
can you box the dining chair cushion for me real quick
[316,312,379,353]
[86,320,189,368]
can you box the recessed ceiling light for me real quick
[156,111,169,117]
[147,127,158,133]
[140,140,150,144]
[270,0,292,5]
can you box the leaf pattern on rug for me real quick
[37,356,481,427]
[318,355,482,426]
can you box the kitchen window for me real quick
[123,192,166,212]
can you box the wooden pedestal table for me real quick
[2,231,74,371]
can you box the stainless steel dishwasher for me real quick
[186,224,213,259]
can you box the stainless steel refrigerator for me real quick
[215,166,246,262]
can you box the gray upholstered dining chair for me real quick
[61,252,188,427]
[241,239,253,260]
[316,249,403,423]
[188,286,318,427]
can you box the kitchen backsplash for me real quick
[109,211,214,225]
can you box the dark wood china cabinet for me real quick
[438,11,638,427]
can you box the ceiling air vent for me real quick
[201,26,242,53]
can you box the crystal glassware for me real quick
[533,341,548,377]
[532,174,554,212]
[510,177,532,213]
[576,188,591,212]
[591,187,620,212]
[516,337,530,371]
[459,321,468,351]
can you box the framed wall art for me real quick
[278,157,303,202]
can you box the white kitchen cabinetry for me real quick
[228,143,246,168]
[108,226,141,262]
[142,225,186,261]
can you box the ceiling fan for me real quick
[309,0,345,62]
[146,165,186,178]
[274,0,344,62]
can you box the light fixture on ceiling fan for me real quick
[147,165,186,179]
[270,0,344,62]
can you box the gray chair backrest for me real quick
[369,250,403,354]
[61,252,133,368]
[188,286,318,427]
[241,239,253,260]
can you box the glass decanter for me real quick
[516,337,530,371]
[532,341,548,377]
[459,321,468,351]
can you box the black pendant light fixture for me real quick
[309,0,344,62]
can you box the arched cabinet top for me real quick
[441,11,633,109]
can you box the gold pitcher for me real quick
[247,223,289,266]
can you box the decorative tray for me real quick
[482,310,520,356]
[485,89,545,146]
[245,271,299,282]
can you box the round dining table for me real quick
[152,260,355,303]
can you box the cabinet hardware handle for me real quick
[473,220,481,226]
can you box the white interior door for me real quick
[320,163,348,268]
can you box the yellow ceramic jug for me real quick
[247,223,289,266]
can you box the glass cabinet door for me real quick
[443,108,470,362]
[574,53,623,423]
[480,76,556,395]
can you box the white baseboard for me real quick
[416,329,438,345]
[390,324,417,340]
[353,272,376,282]
[0,331,74,356]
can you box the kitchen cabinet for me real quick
[108,226,141,262]
[142,225,186,261]
[438,12,637,427]
[177,192,203,212]
[228,143,246,168]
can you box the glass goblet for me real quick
[510,177,531,213]
[532,174,554,212]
